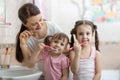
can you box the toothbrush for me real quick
[9,47,13,54]
[3,47,8,66]
[34,27,41,32]
[69,41,87,51]
[44,41,87,52]
[32,27,41,34]
[44,45,59,51]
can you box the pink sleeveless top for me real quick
[73,47,96,80]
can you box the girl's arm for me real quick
[61,68,69,80]
[69,51,80,74]
[93,51,102,80]
[70,35,81,74]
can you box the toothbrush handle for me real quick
[44,45,51,48]
[69,47,74,51]
[44,42,86,51]
[69,42,86,51]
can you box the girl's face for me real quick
[76,24,93,46]
[50,38,68,55]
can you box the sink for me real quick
[0,66,42,80]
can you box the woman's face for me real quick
[24,14,44,32]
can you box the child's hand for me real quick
[73,35,81,55]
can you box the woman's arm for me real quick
[93,51,102,80]
[20,44,32,67]
[21,43,44,68]
[19,30,35,67]
[19,30,44,68]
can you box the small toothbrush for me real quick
[35,27,41,30]
[44,41,87,52]
[3,47,8,66]
[33,27,41,34]
[44,45,59,51]
[69,41,87,51]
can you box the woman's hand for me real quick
[38,43,45,50]
[19,30,33,45]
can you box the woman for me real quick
[15,3,61,71]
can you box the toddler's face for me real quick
[50,38,68,55]
[76,24,93,46]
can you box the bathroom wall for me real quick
[0,0,120,70]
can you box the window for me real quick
[0,0,6,24]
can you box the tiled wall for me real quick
[101,44,120,69]
[0,43,21,66]
[0,43,120,69]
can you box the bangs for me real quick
[52,33,69,43]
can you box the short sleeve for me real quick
[61,56,69,69]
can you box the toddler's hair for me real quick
[44,32,69,46]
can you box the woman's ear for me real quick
[22,23,27,27]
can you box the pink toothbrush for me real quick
[44,41,86,52]
[44,45,59,51]
[69,41,87,51]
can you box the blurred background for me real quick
[0,0,120,80]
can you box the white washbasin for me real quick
[0,66,42,80]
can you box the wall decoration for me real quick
[33,0,46,19]
[71,0,120,22]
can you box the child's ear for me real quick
[22,23,29,28]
